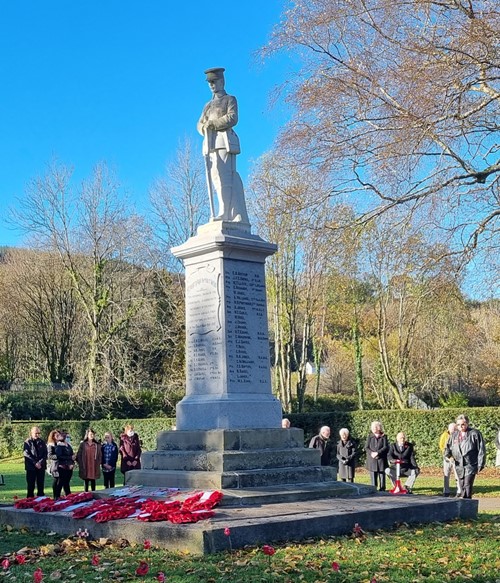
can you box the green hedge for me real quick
[2,407,499,467]
[0,418,176,459]
[289,407,500,467]
[0,388,182,420]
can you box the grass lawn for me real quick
[1,458,499,582]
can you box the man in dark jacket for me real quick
[309,426,332,466]
[385,432,420,493]
[444,414,486,498]
[23,426,47,498]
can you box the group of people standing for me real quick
[307,414,492,498]
[308,422,418,490]
[23,424,142,499]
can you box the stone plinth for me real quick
[126,428,337,494]
[0,496,479,554]
[171,221,281,430]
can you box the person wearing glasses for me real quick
[444,414,486,498]
[23,426,47,498]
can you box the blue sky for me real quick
[0,0,291,246]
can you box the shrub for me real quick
[439,393,469,408]
[296,394,379,413]
[0,388,183,421]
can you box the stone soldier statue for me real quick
[197,67,249,224]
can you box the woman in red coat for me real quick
[119,424,141,484]
[76,428,102,492]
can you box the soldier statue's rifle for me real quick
[203,127,216,219]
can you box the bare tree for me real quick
[364,213,461,408]
[262,0,500,267]
[12,162,151,401]
[250,152,334,412]
[0,249,78,384]
[150,137,209,269]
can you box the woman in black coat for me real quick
[365,421,389,491]
[54,431,75,499]
[336,428,357,482]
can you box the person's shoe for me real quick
[443,492,450,497]
[406,489,413,494]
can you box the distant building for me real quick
[305,362,326,375]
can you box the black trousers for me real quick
[26,467,45,498]
[370,470,386,491]
[54,468,73,499]
[458,473,476,498]
[103,470,116,489]
[84,479,96,492]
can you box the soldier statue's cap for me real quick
[204,67,225,81]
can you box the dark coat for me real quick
[365,432,389,472]
[119,433,142,473]
[336,439,357,479]
[46,443,58,476]
[309,434,333,466]
[55,441,74,470]
[23,438,47,471]
[444,428,486,478]
[387,441,419,471]
[101,441,119,472]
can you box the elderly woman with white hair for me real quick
[365,421,389,491]
[336,428,357,482]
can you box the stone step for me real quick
[220,481,375,506]
[155,428,307,452]
[141,448,320,472]
[125,465,337,490]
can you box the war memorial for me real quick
[0,68,478,554]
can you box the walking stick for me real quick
[390,460,408,495]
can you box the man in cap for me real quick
[197,67,249,224]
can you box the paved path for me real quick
[478,497,500,512]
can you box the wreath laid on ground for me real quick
[13,490,223,524]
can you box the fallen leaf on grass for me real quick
[49,570,62,580]
[40,544,56,556]
[16,547,30,554]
